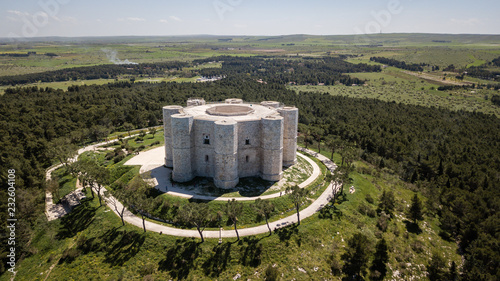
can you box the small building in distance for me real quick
[163,98,298,189]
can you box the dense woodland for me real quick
[369,57,426,72]
[196,55,381,85]
[463,66,500,82]
[0,57,499,279]
[0,61,188,86]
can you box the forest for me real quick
[369,57,426,72]
[196,55,381,85]
[0,61,188,86]
[1,69,499,279]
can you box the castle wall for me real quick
[193,119,215,177]
[260,115,284,181]
[237,120,261,178]
[214,120,239,189]
[279,107,299,166]
[163,105,183,167]
[171,113,194,182]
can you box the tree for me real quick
[377,189,395,218]
[225,199,243,240]
[286,184,309,225]
[179,202,212,242]
[74,158,110,207]
[370,238,389,281]
[46,137,78,170]
[408,193,424,224]
[92,164,110,207]
[342,232,373,280]
[46,178,60,203]
[104,189,128,226]
[126,178,152,232]
[123,122,134,136]
[148,127,157,138]
[326,169,343,205]
[298,123,311,149]
[427,251,447,281]
[253,198,274,235]
[311,127,324,153]
[326,135,340,160]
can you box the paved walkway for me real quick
[45,137,340,238]
[124,147,321,201]
[45,135,139,221]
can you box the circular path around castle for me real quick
[124,146,321,201]
[46,139,339,238]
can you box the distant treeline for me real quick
[0,61,188,86]
[492,56,500,67]
[195,55,381,85]
[370,56,426,72]
[464,66,500,82]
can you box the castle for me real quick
[163,98,298,189]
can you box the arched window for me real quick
[203,134,210,145]
[205,155,209,162]
[245,155,249,163]
[245,138,250,145]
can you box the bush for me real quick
[264,264,280,281]
[365,194,374,204]
[377,212,390,232]
[113,154,126,163]
[59,248,81,264]
[359,204,376,218]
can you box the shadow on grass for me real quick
[102,229,146,266]
[202,241,232,278]
[239,236,263,267]
[403,220,422,235]
[56,199,96,239]
[275,224,299,246]
[75,228,145,266]
[158,237,201,280]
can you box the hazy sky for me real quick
[1,0,499,38]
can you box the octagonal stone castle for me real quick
[163,98,298,189]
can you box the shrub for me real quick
[359,204,376,218]
[113,154,126,163]
[264,264,280,281]
[59,248,81,264]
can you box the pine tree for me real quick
[409,193,424,224]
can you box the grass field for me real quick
[289,66,500,117]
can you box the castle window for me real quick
[245,155,249,163]
[245,138,250,145]
[205,155,209,162]
[203,135,210,145]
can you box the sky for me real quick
[1,0,499,38]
